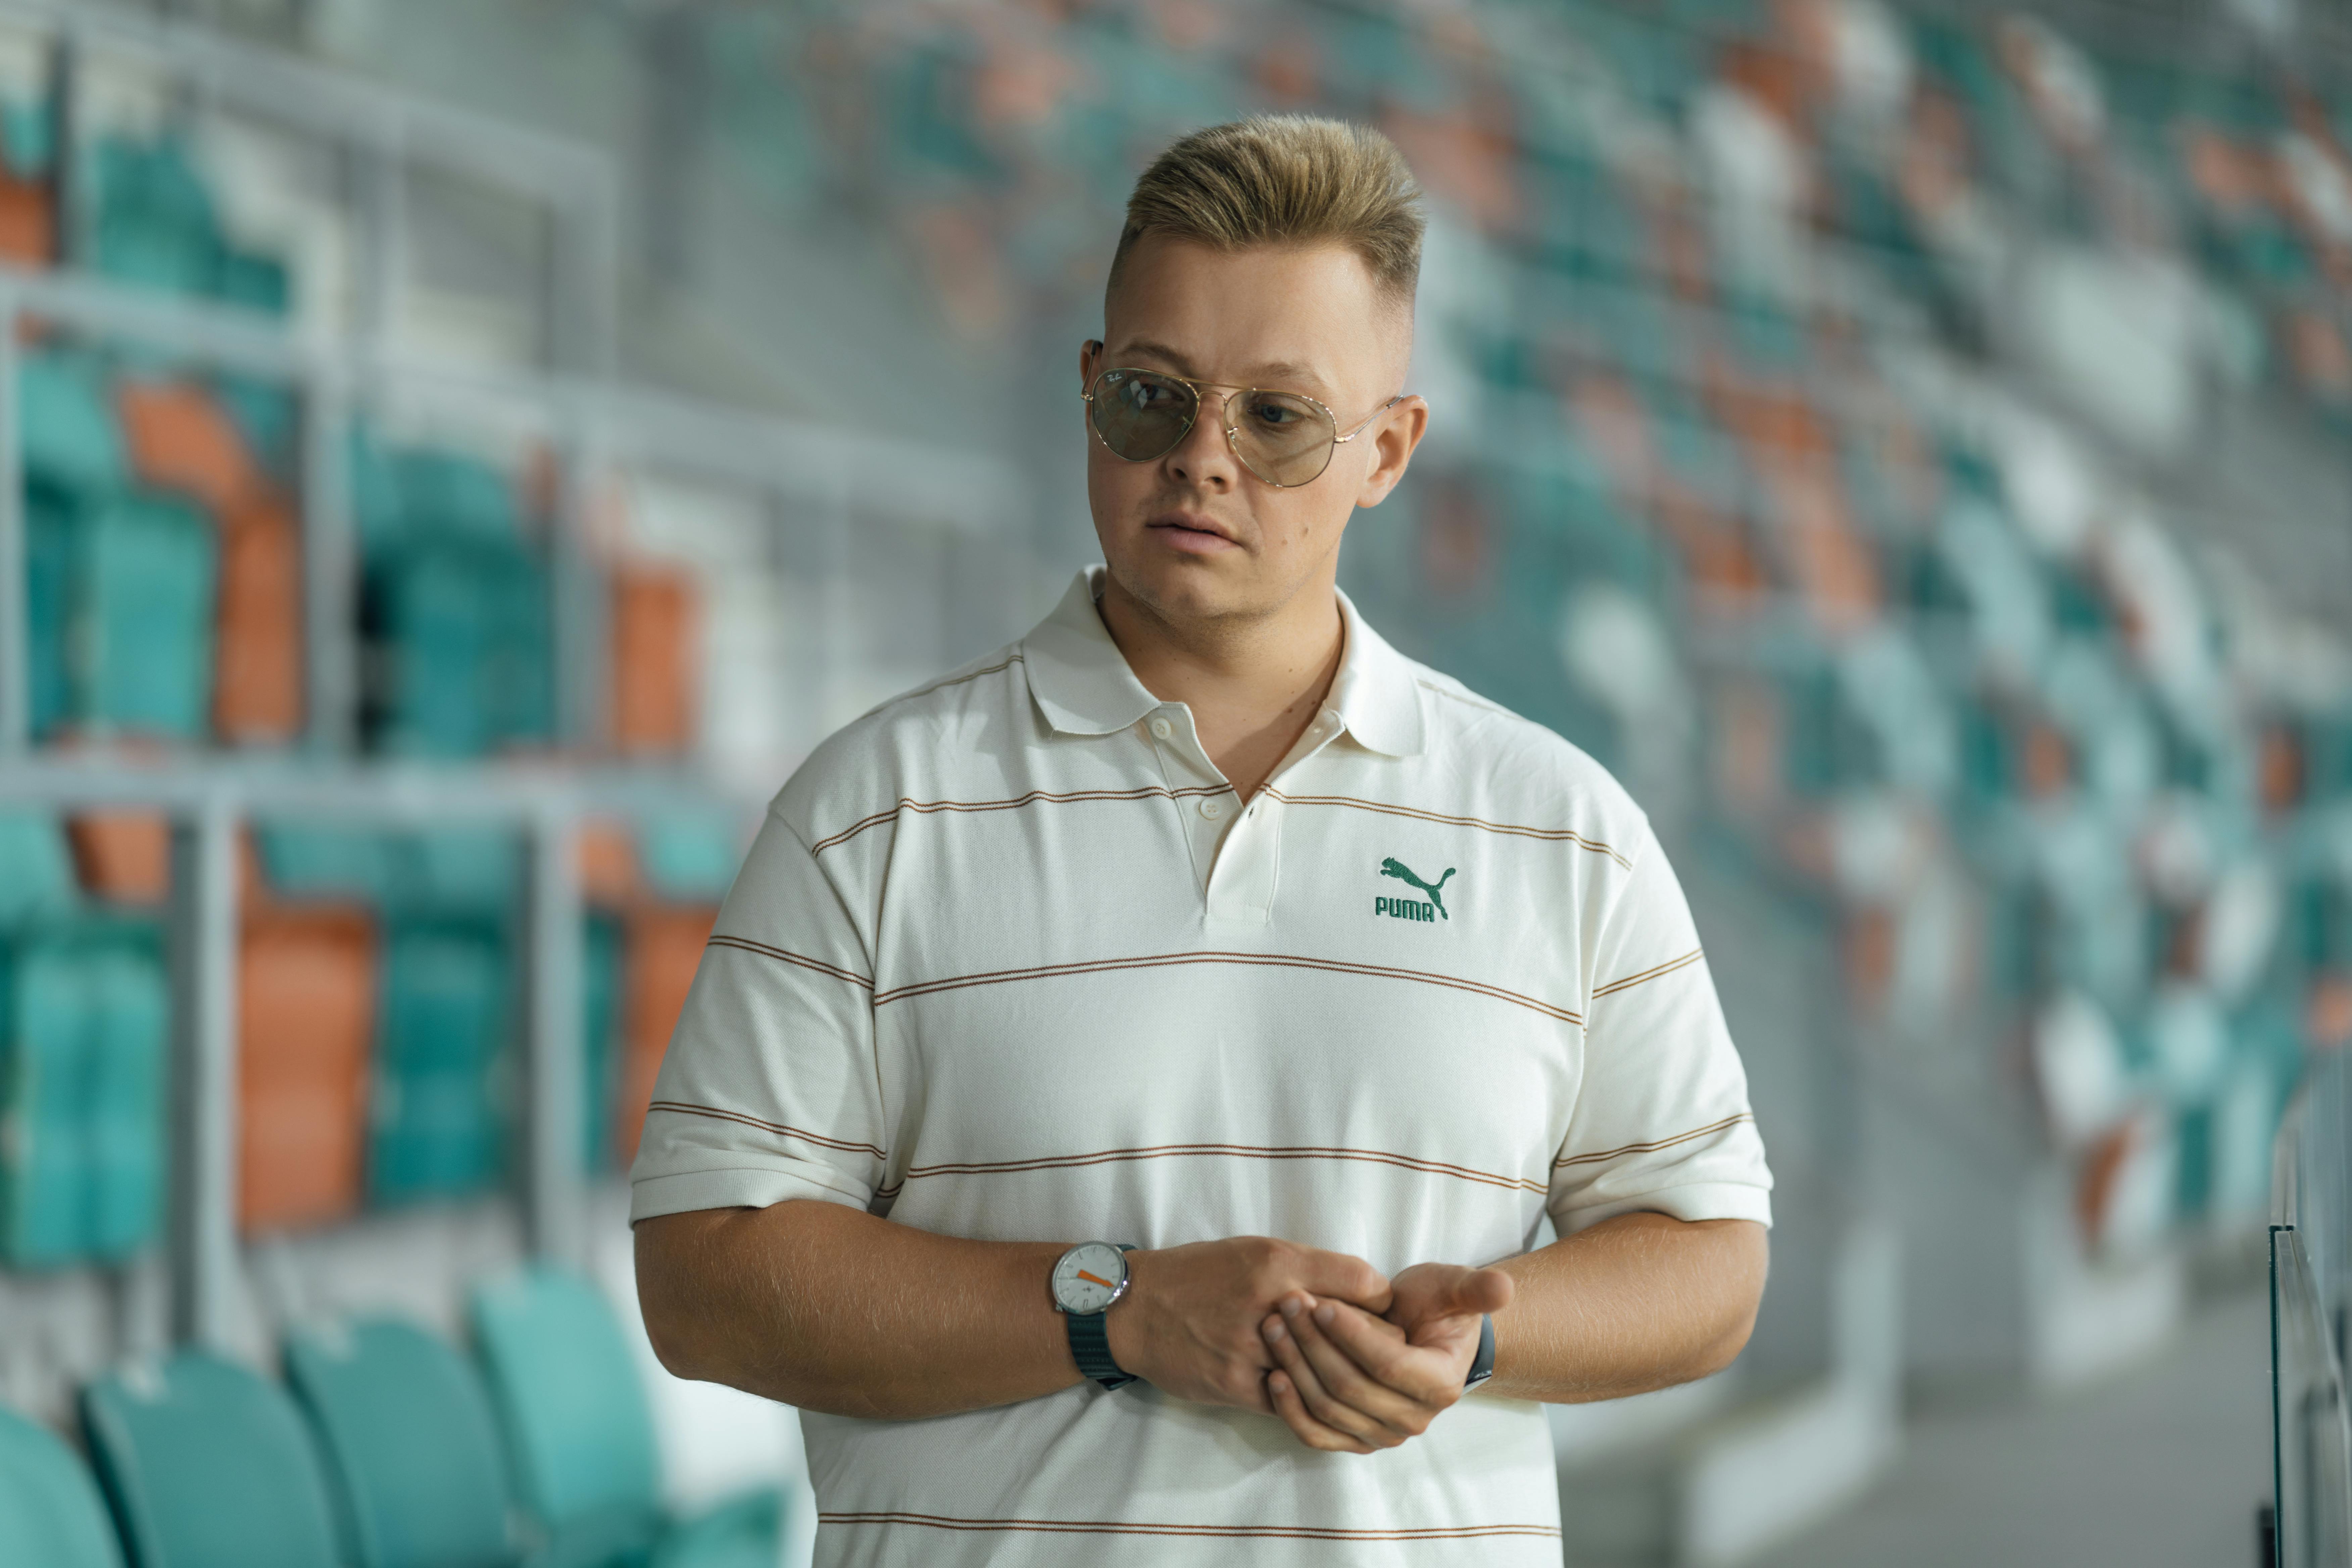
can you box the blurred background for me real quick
[0,0,2347,1565]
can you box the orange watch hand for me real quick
[1076,1270,1116,1288]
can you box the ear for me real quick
[1080,339,1102,384]
[1353,396,1429,510]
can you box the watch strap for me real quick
[1463,1314,1496,1389]
[1066,1307,1135,1389]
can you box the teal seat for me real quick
[469,1270,663,1568]
[284,1318,517,1568]
[81,943,166,1261]
[648,1492,778,1568]
[19,349,127,495]
[0,811,77,925]
[77,493,218,739]
[636,815,742,903]
[0,937,97,1269]
[0,1403,125,1568]
[371,921,508,1205]
[82,1352,341,1568]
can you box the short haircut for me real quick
[1109,115,1426,309]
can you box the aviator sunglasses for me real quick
[1082,348,1404,489]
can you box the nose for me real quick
[1162,387,1238,492]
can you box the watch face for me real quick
[1052,1242,1128,1313]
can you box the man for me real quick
[633,115,1771,1564]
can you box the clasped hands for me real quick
[1099,1236,1514,1456]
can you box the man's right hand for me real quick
[1103,1237,1391,1413]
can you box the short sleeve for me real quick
[627,808,887,1223]
[1550,823,1773,1234]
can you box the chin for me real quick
[1109,548,1262,624]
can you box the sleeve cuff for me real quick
[628,1165,874,1225]
[1552,1181,1774,1234]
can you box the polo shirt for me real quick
[630,566,1773,1567]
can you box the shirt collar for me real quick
[1021,566,1427,758]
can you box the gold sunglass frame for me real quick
[1080,365,1405,489]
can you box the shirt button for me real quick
[1149,717,1174,740]
[1199,798,1224,820]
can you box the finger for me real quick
[1287,1304,1433,1431]
[1266,1369,1374,1455]
[1315,1302,1455,1404]
[1263,1311,1406,1448]
[1296,1250,1393,1316]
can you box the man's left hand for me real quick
[1259,1262,1513,1454]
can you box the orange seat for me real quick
[238,907,375,1233]
[613,905,716,1165]
[609,564,698,757]
[118,379,262,517]
[0,174,54,266]
[67,813,169,904]
[212,493,304,744]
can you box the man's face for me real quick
[1084,236,1425,631]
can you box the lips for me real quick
[1146,511,1240,549]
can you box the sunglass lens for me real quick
[1230,390,1338,486]
[1091,370,1195,462]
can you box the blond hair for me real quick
[1110,115,1426,307]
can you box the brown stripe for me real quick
[884,652,1026,709]
[705,934,874,990]
[1259,789,1632,868]
[819,1512,1561,1540]
[644,1102,886,1161]
[810,783,1228,855]
[1592,948,1705,998]
[706,934,873,988]
[1554,1112,1754,1169]
[902,1141,1548,1194]
[872,950,1581,1026]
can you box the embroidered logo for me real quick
[1375,857,1455,922]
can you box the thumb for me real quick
[1438,1266,1514,1320]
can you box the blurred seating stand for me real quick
[0,4,1031,1520]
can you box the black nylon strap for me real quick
[1067,1309,1135,1389]
[1464,1314,1496,1389]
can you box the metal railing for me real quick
[2271,1051,2352,1567]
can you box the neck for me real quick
[1095,570,1346,799]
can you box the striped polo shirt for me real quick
[630,567,1772,1567]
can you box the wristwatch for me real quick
[1051,1241,1138,1389]
[1463,1315,1496,1389]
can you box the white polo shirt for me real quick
[631,567,1772,1566]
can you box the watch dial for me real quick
[1054,1243,1126,1313]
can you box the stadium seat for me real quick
[284,1318,518,1568]
[239,909,375,1233]
[0,1403,125,1568]
[647,1491,779,1568]
[82,1351,342,1568]
[75,492,220,740]
[371,920,508,1205]
[0,809,77,925]
[469,1268,664,1568]
[20,349,129,495]
[81,940,168,1261]
[0,937,96,1269]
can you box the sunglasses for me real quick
[1082,361,1404,488]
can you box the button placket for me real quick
[1141,706,1229,896]
[1205,788,1279,924]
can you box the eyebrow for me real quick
[1112,339,1333,398]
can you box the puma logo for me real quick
[1377,858,1456,921]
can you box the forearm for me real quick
[635,1199,1078,1419]
[1485,1213,1767,1403]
